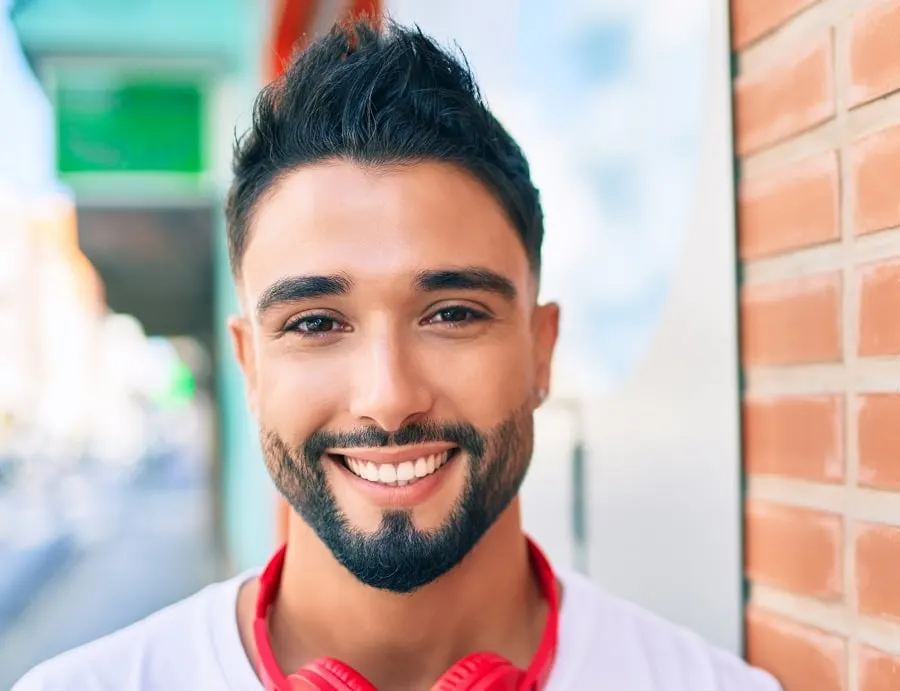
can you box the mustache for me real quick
[302,420,486,463]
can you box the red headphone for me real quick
[253,537,559,690]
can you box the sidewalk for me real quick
[0,532,75,634]
[0,480,222,689]
[0,483,78,638]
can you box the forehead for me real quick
[240,160,531,295]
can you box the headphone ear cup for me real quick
[287,658,378,691]
[284,669,333,691]
[432,652,525,691]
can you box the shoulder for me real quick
[550,570,783,691]
[11,573,253,691]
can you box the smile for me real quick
[332,448,457,487]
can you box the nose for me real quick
[347,328,434,432]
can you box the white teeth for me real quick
[396,461,415,482]
[343,450,452,486]
[378,464,397,483]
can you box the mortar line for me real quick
[832,10,861,689]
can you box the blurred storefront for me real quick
[0,0,103,596]
[0,0,258,683]
[8,0,263,556]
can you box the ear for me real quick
[228,315,260,419]
[531,302,560,405]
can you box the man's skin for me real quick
[228,160,560,691]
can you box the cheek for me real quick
[423,334,534,423]
[256,350,344,440]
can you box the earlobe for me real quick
[227,315,260,419]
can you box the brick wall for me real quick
[732,1,900,689]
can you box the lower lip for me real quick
[331,453,458,508]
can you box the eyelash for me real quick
[282,306,491,338]
[426,306,491,327]
[282,314,346,337]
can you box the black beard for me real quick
[260,408,533,593]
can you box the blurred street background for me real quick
[0,0,242,684]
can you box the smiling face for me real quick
[230,160,558,592]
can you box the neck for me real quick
[257,499,547,691]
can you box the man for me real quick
[15,20,782,691]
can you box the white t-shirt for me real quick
[12,568,782,691]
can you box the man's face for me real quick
[230,160,558,592]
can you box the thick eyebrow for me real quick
[256,274,352,317]
[414,267,517,301]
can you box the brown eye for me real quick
[285,315,342,335]
[301,316,334,332]
[437,307,471,323]
[427,306,491,326]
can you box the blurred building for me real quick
[1,5,227,678]
[7,0,259,569]
[0,0,105,481]
[0,199,106,470]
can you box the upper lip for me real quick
[327,442,457,465]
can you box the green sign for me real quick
[56,76,204,175]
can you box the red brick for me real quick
[858,395,900,489]
[741,273,842,366]
[732,0,822,49]
[857,523,900,622]
[859,260,900,356]
[851,125,900,234]
[746,501,844,598]
[744,395,844,481]
[860,646,900,691]
[849,0,900,108]
[738,152,840,259]
[746,607,847,691]
[735,35,835,155]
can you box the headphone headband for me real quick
[254,537,559,690]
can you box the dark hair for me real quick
[225,19,544,276]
